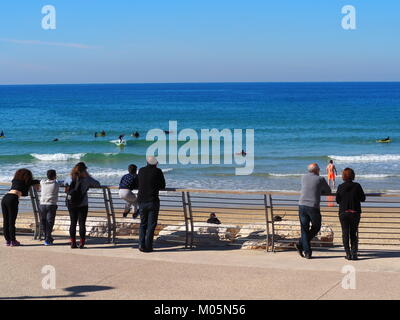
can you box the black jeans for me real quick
[298,205,322,254]
[68,206,88,240]
[138,201,160,250]
[339,211,360,254]
[1,194,19,242]
[40,205,58,242]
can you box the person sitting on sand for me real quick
[326,160,338,189]
[207,213,221,224]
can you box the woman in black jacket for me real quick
[336,168,366,260]
[1,169,40,246]
[65,162,101,249]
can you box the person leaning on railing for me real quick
[296,163,331,259]
[118,164,139,218]
[64,162,101,249]
[137,156,166,253]
[1,169,40,247]
[336,168,366,261]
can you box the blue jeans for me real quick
[138,201,160,250]
[298,205,322,254]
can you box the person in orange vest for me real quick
[326,160,338,190]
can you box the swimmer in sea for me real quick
[101,130,106,136]
[94,132,98,138]
[132,131,140,138]
[0,130,4,138]
[53,138,59,142]
[326,160,338,189]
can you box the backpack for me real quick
[66,179,86,208]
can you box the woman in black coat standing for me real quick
[336,168,366,260]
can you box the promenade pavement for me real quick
[0,235,399,300]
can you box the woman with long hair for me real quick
[1,169,39,246]
[336,168,366,260]
[65,162,100,249]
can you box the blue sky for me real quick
[0,1,399,84]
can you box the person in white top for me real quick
[39,170,60,245]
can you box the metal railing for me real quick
[1,183,400,250]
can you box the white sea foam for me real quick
[269,173,302,177]
[268,173,398,179]
[329,154,400,163]
[90,167,173,178]
[30,153,86,161]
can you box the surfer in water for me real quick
[0,130,4,138]
[235,150,247,156]
[101,130,106,137]
[132,131,140,138]
[326,160,338,189]
[118,134,125,144]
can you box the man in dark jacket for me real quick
[137,156,166,252]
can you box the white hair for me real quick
[307,163,320,173]
[146,156,158,165]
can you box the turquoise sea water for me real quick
[0,82,399,192]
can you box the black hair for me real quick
[47,170,57,180]
[128,164,137,175]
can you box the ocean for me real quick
[0,82,399,192]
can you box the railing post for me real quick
[107,187,117,244]
[263,194,270,252]
[29,187,41,240]
[102,187,112,244]
[268,194,276,252]
[181,192,190,249]
[186,192,194,249]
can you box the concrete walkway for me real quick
[0,236,399,300]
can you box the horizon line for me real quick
[1,80,400,86]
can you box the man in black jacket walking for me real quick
[137,156,166,252]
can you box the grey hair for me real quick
[307,163,320,173]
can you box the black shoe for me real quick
[304,252,312,259]
[295,244,304,258]
[351,253,358,260]
[122,209,130,218]
[132,211,139,219]
[345,253,352,260]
